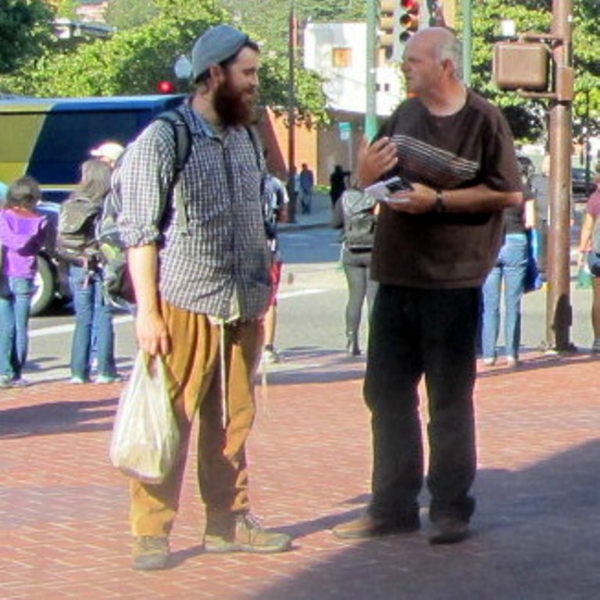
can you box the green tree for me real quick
[1,0,327,123]
[104,0,159,30]
[466,0,600,141]
[52,0,77,19]
[219,0,366,54]
[0,0,55,73]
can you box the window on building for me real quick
[332,47,352,68]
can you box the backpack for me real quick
[56,196,102,264]
[97,109,192,307]
[341,189,377,251]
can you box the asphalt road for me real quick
[26,219,598,384]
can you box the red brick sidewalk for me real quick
[1,350,599,599]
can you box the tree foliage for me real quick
[104,0,159,30]
[219,0,366,54]
[0,0,327,123]
[0,0,55,74]
[466,0,600,141]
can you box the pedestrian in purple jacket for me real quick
[0,177,48,387]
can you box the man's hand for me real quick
[135,309,171,356]
[356,136,398,188]
[384,183,437,214]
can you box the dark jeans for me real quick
[364,284,479,525]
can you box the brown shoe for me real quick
[428,518,470,545]
[204,511,291,554]
[332,513,420,539]
[132,535,170,570]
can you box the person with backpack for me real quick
[261,169,288,364]
[330,186,379,356]
[58,159,119,384]
[115,24,291,571]
[0,177,48,387]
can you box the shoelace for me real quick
[138,536,167,551]
[240,512,264,533]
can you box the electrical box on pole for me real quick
[493,42,550,91]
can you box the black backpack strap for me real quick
[246,126,266,195]
[156,109,192,177]
[246,126,275,242]
[154,109,192,233]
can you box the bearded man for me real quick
[117,24,291,570]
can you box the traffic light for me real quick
[378,0,397,60]
[157,80,175,94]
[393,0,421,59]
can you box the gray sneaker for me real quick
[132,535,170,571]
[204,512,291,554]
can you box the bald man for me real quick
[333,28,523,545]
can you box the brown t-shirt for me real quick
[372,90,522,289]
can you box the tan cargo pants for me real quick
[130,301,263,536]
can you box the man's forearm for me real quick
[440,184,523,213]
[127,244,160,316]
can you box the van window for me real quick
[28,109,153,187]
[0,95,184,200]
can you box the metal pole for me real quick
[365,0,378,140]
[286,0,297,223]
[461,0,472,85]
[545,0,573,351]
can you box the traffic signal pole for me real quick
[365,0,378,140]
[460,0,472,85]
[286,0,298,223]
[546,0,574,351]
[492,1,575,351]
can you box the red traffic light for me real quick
[157,80,175,94]
[400,0,419,13]
[398,0,420,42]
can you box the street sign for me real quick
[338,121,352,141]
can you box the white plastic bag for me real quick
[110,352,180,484]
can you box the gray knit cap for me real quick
[191,25,251,80]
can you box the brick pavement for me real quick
[1,348,600,599]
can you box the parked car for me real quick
[572,167,597,201]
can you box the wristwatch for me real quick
[433,189,446,213]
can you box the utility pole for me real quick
[546,0,574,351]
[286,0,298,223]
[492,1,574,351]
[461,0,472,85]
[365,0,378,140]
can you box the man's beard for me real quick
[213,76,256,127]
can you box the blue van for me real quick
[0,94,185,314]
